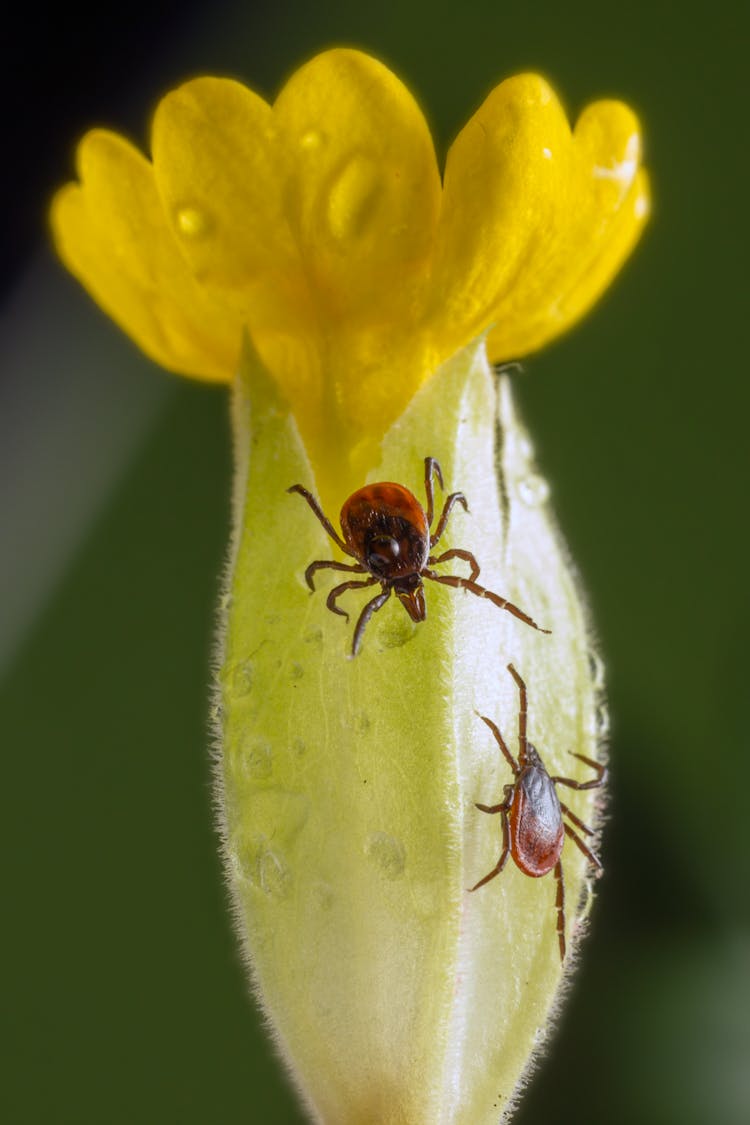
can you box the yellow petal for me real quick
[150,77,303,312]
[487,100,650,358]
[427,77,648,364]
[51,130,242,380]
[428,75,572,358]
[273,48,441,323]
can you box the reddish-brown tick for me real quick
[471,663,606,960]
[288,457,550,656]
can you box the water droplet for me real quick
[258,848,289,897]
[327,157,380,241]
[232,660,254,697]
[376,615,416,650]
[232,837,290,898]
[365,832,406,879]
[241,737,273,780]
[542,147,553,160]
[587,649,606,690]
[517,474,550,506]
[300,128,324,150]
[176,205,209,238]
[517,434,535,461]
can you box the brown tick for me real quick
[288,457,550,656]
[470,663,606,961]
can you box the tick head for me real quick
[395,575,426,622]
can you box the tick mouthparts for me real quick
[397,585,426,622]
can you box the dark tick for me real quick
[288,457,550,656]
[470,663,606,961]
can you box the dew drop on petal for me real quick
[327,156,381,241]
[300,129,324,151]
[376,614,417,650]
[517,434,535,461]
[176,205,210,238]
[240,736,274,780]
[303,625,323,646]
[517,474,551,506]
[365,831,406,879]
[232,837,289,898]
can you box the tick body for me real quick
[471,664,606,961]
[288,458,550,655]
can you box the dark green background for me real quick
[3,1,748,1121]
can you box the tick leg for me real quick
[304,559,366,592]
[559,802,595,837]
[429,548,480,582]
[552,752,607,790]
[326,577,378,622]
[351,587,391,657]
[476,713,519,775]
[287,484,352,554]
[469,810,510,892]
[564,822,602,871]
[430,492,469,546]
[423,457,444,527]
[554,860,566,961]
[507,664,528,758]
[424,572,551,635]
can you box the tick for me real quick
[470,663,606,961]
[288,457,550,656]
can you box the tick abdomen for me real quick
[341,484,429,578]
[510,767,565,877]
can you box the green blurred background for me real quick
[3,1,747,1121]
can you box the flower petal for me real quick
[428,76,648,363]
[150,77,303,315]
[428,75,572,358]
[486,100,650,358]
[273,48,441,322]
[50,130,242,380]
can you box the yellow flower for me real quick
[51,49,648,1125]
[51,48,648,503]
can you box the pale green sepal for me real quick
[216,335,606,1124]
